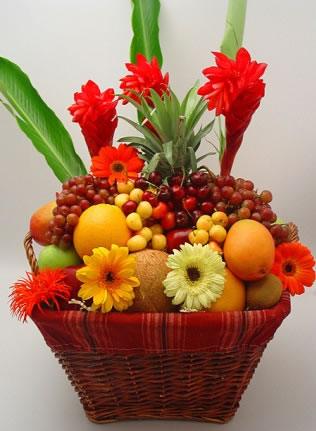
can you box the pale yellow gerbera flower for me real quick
[76,245,140,312]
[163,243,225,311]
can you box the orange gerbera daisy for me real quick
[91,143,144,184]
[271,242,315,296]
[10,269,71,322]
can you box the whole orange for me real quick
[208,268,245,312]
[223,219,275,281]
[73,204,131,258]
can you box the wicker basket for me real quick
[25,228,297,424]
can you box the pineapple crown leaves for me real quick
[118,84,214,177]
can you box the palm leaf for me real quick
[220,0,247,59]
[130,0,163,66]
[0,57,86,182]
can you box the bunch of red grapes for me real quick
[46,175,118,248]
[47,170,289,248]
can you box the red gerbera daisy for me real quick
[91,143,144,185]
[10,269,71,322]
[271,242,315,296]
[68,80,118,157]
[119,53,169,105]
[198,48,267,176]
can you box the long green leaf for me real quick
[130,0,163,66]
[220,0,247,59]
[0,57,86,182]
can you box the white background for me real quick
[0,1,315,430]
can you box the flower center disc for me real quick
[187,267,200,282]
[112,162,124,172]
[105,271,115,282]
[283,261,296,276]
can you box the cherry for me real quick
[230,191,243,206]
[134,177,148,190]
[183,196,197,211]
[161,211,176,230]
[200,201,214,214]
[186,185,198,197]
[143,190,159,207]
[191,209,203,223]
[122,200,138,215]
[243,180,254,191]
[158,185,171,202]
[197,185,211,200]
[149,171,163,186]
[168,174,183,186]
[175,210,190,227]
[152,202,168,219]
[171,185,185,201]
[190,171,209,186]
[241,189,255,200]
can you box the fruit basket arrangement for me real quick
[3,0,315,424]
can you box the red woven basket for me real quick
[24,231,294,424]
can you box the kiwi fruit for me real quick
[246,273,283,310]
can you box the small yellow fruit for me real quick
[196,215,213,231]
[208,269,246,312]
[189,229,209,245]
[129,188,144,203]
[211,211,228,227]
[209,225,227,243]
[150,223,163,235]
[152,234,167,250]
[117,180,134,194]
[127,235,147,252]
[114,193,129,208]
[126,212,143,231]
[137,201,153,219]
[137,227,152,242]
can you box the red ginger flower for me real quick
[271,242,315,296]
[68,80,118,157]
[198,48,267,175]
[91,143,144,185]
[120,54,169,104]
[10,269,71,322]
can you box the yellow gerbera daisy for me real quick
[76,245,140,313]
[163,243,225,311]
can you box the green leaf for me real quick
[130,0,163,66]
[142,152,162,176]
[197,152,216,163]
[118,115,162,152]
[187,147,197,172]
[163,141,174,166]
[218,116,226,159]
[0,57,86,182]
[220,0,247,59]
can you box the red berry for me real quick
[215,201,226,212]
[260,190,273,203]
[122,200,138,215]
[223,175,236,187]
[171,185,185,201]
[261,207,274,221]
[211,190,222,203]
[134,178,148,190]
[143,191,158,207]
[149,171,163,186]
[227,213,239,226]
[191,209,203,223]
[183,196,197,211]
[197,185,211,200]
[190,171,209,186]
[216,175,226,188]
[238,207,251,219]
[243,180,254,190]
[230,191,243,205]
[186,185,198,197]
[161,211,176,230]
[251,212,262,222]
[158,185,171,202]
[242,199,255,211]
[221,186,234,199]
[200,201,214,214]
[152,202,168,219]
[175,210,189,227]
[168,175,183,186]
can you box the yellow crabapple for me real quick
[152,234,167,250]
[209,225,227,243]
[114,193,129,208]
[129,188,144,203]
[126,212,143,231]
[137,227,152,242]
[211,211,228,227]
[189,229,209,245]
[150,224,163,235]
[196,215,213,231]
[117,180,134,194]
[127,235,147,252]
[136,201,153,219]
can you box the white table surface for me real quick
[1,262,315,431]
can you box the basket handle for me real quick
[24,232,39,273]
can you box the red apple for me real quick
[166,228,192,253]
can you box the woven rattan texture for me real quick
[55,347,266,423]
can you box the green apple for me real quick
[38,245,82,270]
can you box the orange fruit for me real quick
[29,200,56,245]
[208,268,245,312]
[73,204,131,258]
[223,219,275,281]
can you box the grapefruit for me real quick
[223,219,275,281]
[73,204,131,258]
[208,268,246,312]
